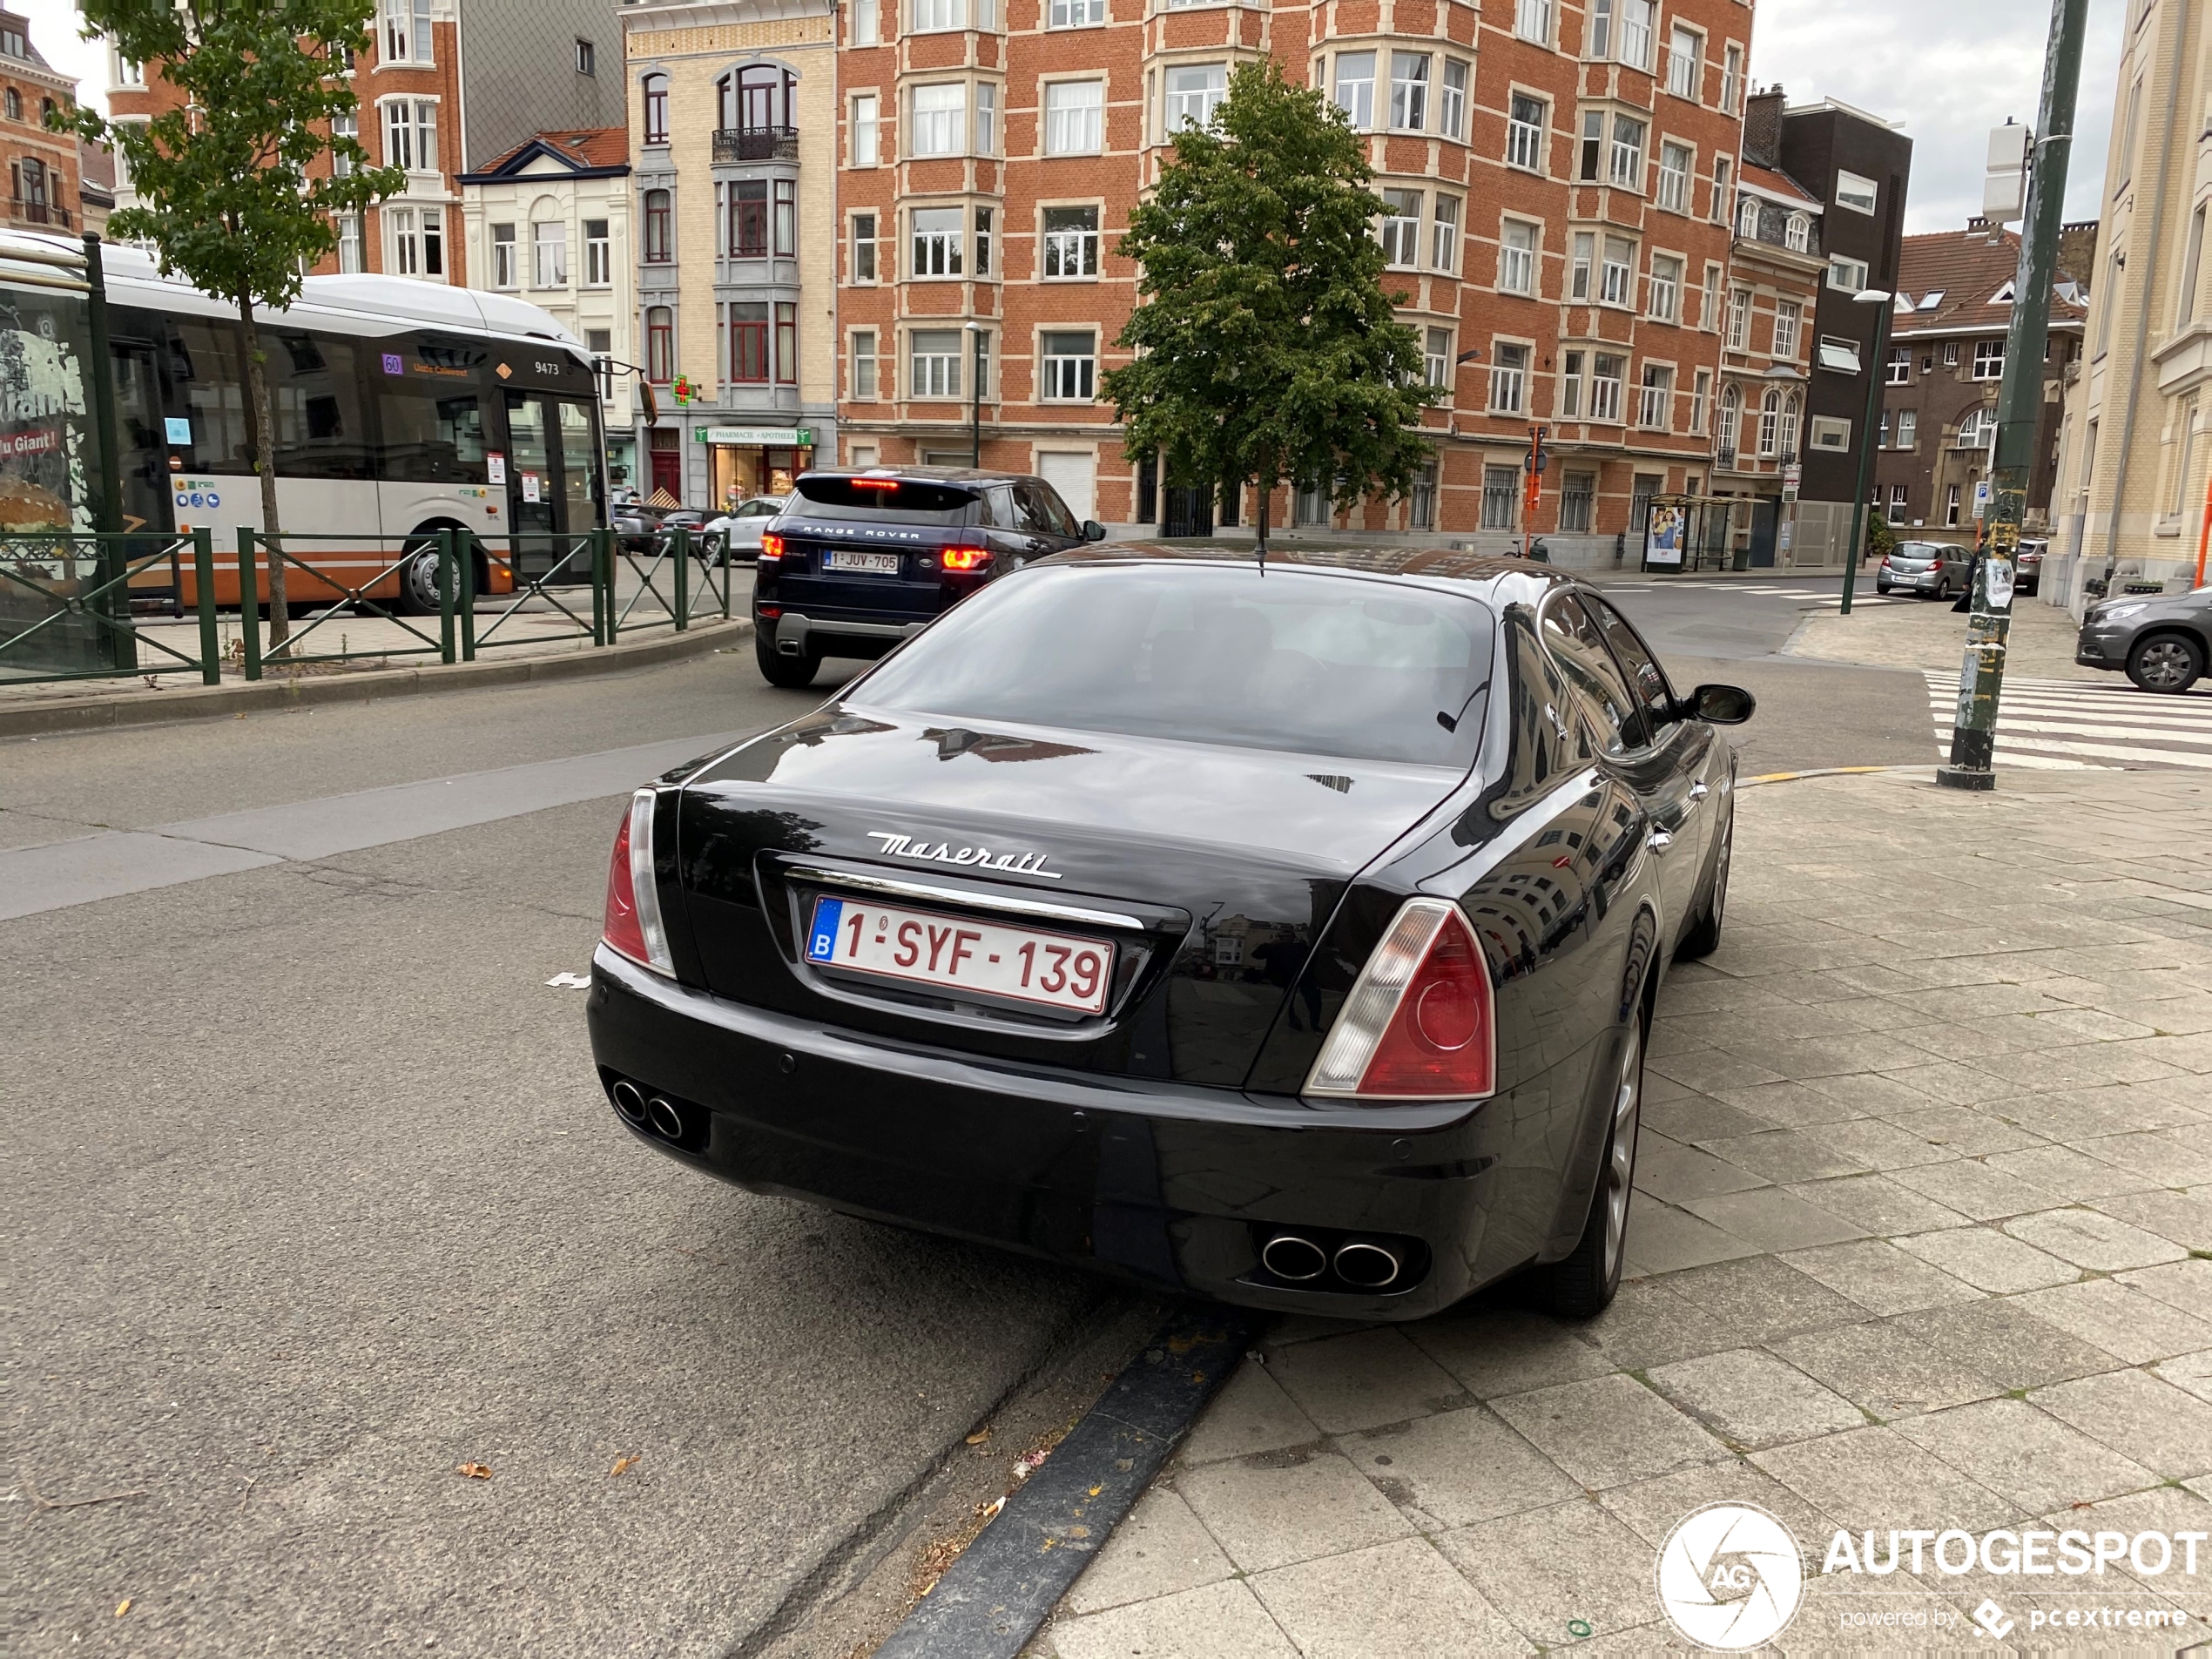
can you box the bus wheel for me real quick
[397,539,459,617]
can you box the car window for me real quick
[977,485,1020,529]
[1018,480,1079,538]
[1539,595,1648,754]
[1497,610,1600,810]
[790,475,978,524]
[1580,595,1677,739]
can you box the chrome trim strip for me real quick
[784,864,1146,931]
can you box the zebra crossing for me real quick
[1606,580,1918,604]
[1919,670,2212,770]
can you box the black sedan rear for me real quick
[587,548,1752,1321]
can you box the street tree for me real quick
[57,1,401,648]
[1103,60,1440,550]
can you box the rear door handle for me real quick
[1647,830,1675,853]
[1689,782,1710,800]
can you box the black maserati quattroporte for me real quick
[587,547,1752,1320]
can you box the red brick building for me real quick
[834,0,1758,556]
[1,8,82,235]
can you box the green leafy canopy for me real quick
[1102,60,1441,537]
[55,0,402,313]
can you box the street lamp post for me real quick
[964,320,982,468]
[1839,290,1895,617]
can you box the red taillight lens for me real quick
[1305,899,1494,1100]
[759,532,784,560]
[601,789,674,977]
[941,547,991,571]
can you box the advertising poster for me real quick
[1645,503,1686,569]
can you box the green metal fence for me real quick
[0,529,220,685]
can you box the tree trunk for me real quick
[238,293,290,649]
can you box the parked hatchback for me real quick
[1875,541,1970,599]
[752,468,1105,687]
[2076,587,2212,693]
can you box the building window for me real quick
[1726,287,1749,349]
[1043,205,1099,277]
[585,219,610,287]
[643,75,670,145]
[1897,409,1917,450]
[775,180,797,257]
[1409,462,1438,530]
[644,189,671,262]
[1389,52,1430,131]
[974,83,997,154]
[1587,0,1613,56]
[389,206,443,278]
[1600,235,1634,307]
[6,88,22,122]
[1424,327,1451,387]
[2179,204,2207,327]
[1379,190,1421,267]
[1973,340,2005,380]
[1481,464,1520,528]
[1515,0,1551,44]
[1834,169,1878,215]
[1440,60,1469,140]
[645,307,674,382]
[1045,80,1103,154]
[912,84,965,157]
[1784,212,1811,253]
[731,181,767,256]
[337,213,364,273]
[1498,218,1536,294]
[576,37,597,76]
[1690,368,1711,433]
[728,302,769,383]
[382,0,432,64]
[1885,347,1910,384]
[1779,392,1800,455]
[1332,53,1375,129]
[1490,343,1529,413]
[853,94,880,165]
[1710,157,1731,222]
[532,220,567,287]
[1957,407,1995,448]
[1648,253,1681,320]
[853,330,879,399]
[114,50,145,88]
[1772,301,1804,360]
[914,0,962,29]
[1559,350,1584,417]
[1051,0,1106,24]
[1618,0,1654,67]
[1722,44,1743,112]
[1657,142,1689,212]
[1700,264,1722,329]
[853,0,880,44]
[852,212,879,281]
[1808,415,1851,451]
[1638,363,1672,428]
[1666,26,1700,98]
[1828,253,1869,293]
[1717,383,1740,456]
[1507,94,1545,172]
[1560,470,1595,531]
[911,206,963,276]
[1943,482,1960,525]
[1042,330,1096,400]
[1578,110,1602,180]
[1591,353,1624,421]
[910,328,963,399]
[1166,64,1226,131]
[490,223,518,289]
[1570,232,1594,300]
[383,99,436,172]
[1757,388,1780,455]
[775,303,798,384]
[974,206,994,274]
[1430,195,1460,272]
[1737,193,1760,239]
[1610,115,1646,189]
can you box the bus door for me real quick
[109,338,179,607]
[501,391,599,585]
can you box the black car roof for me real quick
[800,465,1041,487]
[1036,541,1584,605]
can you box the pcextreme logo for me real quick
[1656,1502,1806,1650]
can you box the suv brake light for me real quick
[759,532,784,560]
[942,547,990,571]
[1305,898,1494,1100]
[603,788,674,976]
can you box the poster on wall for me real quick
[1645,504,1686,569]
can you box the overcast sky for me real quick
[13,0,2128,236]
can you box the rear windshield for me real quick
[1895,543,1947,559]
[791,475,976,524]
[852,564,1494,766]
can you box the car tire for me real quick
[756,632,821,689]
[2126,632,2207,695]
[1527,1010,1645,1319]
[1675,801,1732,961]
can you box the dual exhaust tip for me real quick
[1261,1232,1403,1290]
[610,1078,685,1141]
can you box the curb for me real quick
[874,1308,1253,1659]
[0,618,753,739]
[1741,765,1939,788]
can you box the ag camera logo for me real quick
[1657,1502,1805,1650]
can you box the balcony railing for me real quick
[712,127,799,163]
[1715,443,1737,470]
[7,198,72,228]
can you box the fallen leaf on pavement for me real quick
[610,1456,637,1478]
[455,1463,492,1480]
[964,1428,990,1446]
[116,1601,131,1618]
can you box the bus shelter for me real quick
[1640,493,1750,575]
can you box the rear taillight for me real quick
[602,788,674,977]
[1305,899,1494,1100]
[759,532,784,560]
[941,547,990,571]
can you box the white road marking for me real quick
[546,972,592,988]
[1920,671,2212,771]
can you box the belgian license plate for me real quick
[824,550,900,575]
[805,895,1114,1015]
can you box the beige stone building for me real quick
[622,0,839,509]
[2052,0,2212,608]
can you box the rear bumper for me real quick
[759,610,924,659]
[583,947,1530,1321]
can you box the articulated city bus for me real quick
[1,229,607,615]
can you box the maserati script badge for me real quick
[867,832,1062,880]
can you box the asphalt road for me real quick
[3,578,1925,1657]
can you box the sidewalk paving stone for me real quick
[1770,1319,2004,1420]
[1177,1449,1413,1574]
[2031,1368,2212,1480]
[2097,1184,2212,1250]
[1751,1423,2014,1532]
[2000,1205,2189,1271]
[1431,1497,1662,1642]
[1892,1397,2158,1513]
[1046,1578,1298,1659]
[1892,1224,2080,1292]
[2008,1278,2212,1365]
[2115,1258,2212,1322]
[1622,1195,1765,1275]
[1060,1487,1234,1616]
[1174,1359,1324,1467]
[1892,1298,2124,1390]
[1489,1373,1730,1488]
[1248,1537,1533,1657]
[1264,1327,1466,1435]
[1631,1133,1772,1203]
[1406,1304,1616,1401]
[1710,1078,1865,1127]
[1680,1186,1871,1252]
[1783,1172,1967,1236]
[1338,1406,1578,1527]
[1646,1348,1868,1448]
[1886,1156,2065,1220]
[1656,1255,1875,1344]
[1985,1143,2156,1201]
[1775,1238,1984,1317]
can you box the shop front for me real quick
[698,424,813,510]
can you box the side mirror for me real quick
[1082,520,1108,542]
[1685,684,1756,725]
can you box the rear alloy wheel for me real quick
[1675,804,1732,961]
[1529,1014,1644,1318]
[398,545,448,616]
[756,631,821,689]
[2127,633,2206,695]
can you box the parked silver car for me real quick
[701,495,790,564]
[1874,540,1971,599]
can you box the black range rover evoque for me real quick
[590,546,1752,1320]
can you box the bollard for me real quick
[192,529,219,686]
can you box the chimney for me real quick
[1743,86,1784,169]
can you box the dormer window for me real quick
[1736,194,1759,238]
[1784,212,1810,253]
